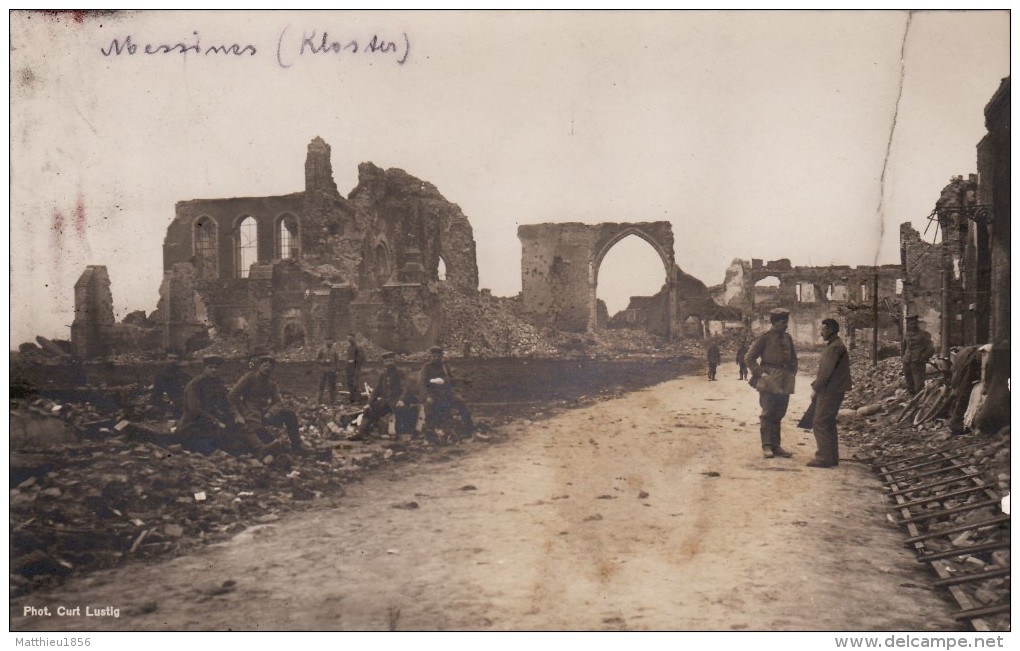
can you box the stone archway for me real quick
[518,221,681,338]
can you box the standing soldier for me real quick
[901,315,935,395]
[735,337,749,380]
[354,351,406,440]
[706,339,721,381]
[345,333,364,404]
[807,318,851,468]
[315,338,339,405]
[745,308,798,459]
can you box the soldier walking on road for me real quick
[901,315,935,395]
[706,339,721,381]
[735,337,749,380]
[807,318,851,468]
[745,308,798,459]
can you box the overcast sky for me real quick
[8,10,1010,348]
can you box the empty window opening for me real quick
[796,282,816,303]
[375,243,391,286]
[194,216,218,279]
[597,234,665,320]
[237,216,258,278]
[278,214,299,259]
[827,284,847,301]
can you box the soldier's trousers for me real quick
[346,366,360,403]
[903,361,927,395]
[318,370,337,404]
[811,391,844,465]
[758,391,790,450]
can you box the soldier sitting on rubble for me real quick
[229,355,312,455]
[352,351,409,440]
[407,345,476,444]
[149,350,190,418]
[176,355,247,455]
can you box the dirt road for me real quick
[10,372,960,631]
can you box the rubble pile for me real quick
[7,394,456,598]
[828,351,1010,631]
[434,284,559,358]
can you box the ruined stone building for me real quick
[73,137,480,358]
[517,222,725,339]
[712,258,902,347]
[901,76,1010,352]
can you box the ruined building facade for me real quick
[74,137,480,358]
[901,76,1010,351]
[517,222,723,339]
[713,258,902,347]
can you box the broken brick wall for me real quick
[717,258,902,347]
[154,138,481,356]
[518,221,685,337]
[900,224,943,352]
[979,77,1010,344]
[352,163,478,294]
[72,266,165,358]
[71,266,116,358]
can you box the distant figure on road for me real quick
[735,337,749,380]
[345,333,364,404]
[807,318,851,468]
[706,339,721,381]
[901,315,935,395]
[745,308,798,459]
[315,338,339,405]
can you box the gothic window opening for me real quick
[278,214,299,259]
[193,216,218,279]
[236,216,258,278]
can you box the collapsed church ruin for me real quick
[74,137,480,357]
[70,137,735,360]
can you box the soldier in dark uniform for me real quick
[745,308,798,459]
[735,337,750,380]
[315,338,339,405]
[176,356,244,454]
[807,318,852,468]
[149,351,190,418]
[901,315,935,395]
[345,333,364,404]
[353,351,406,440]
[706,339,721,381]
[408,345,475,444]
[229,356,310,455]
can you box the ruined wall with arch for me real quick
[518,222,688,337]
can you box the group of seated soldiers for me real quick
[147,344,475,456]
[355,345,475,444]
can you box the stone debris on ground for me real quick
[829,350,1010,631]
[8,389,498,599]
